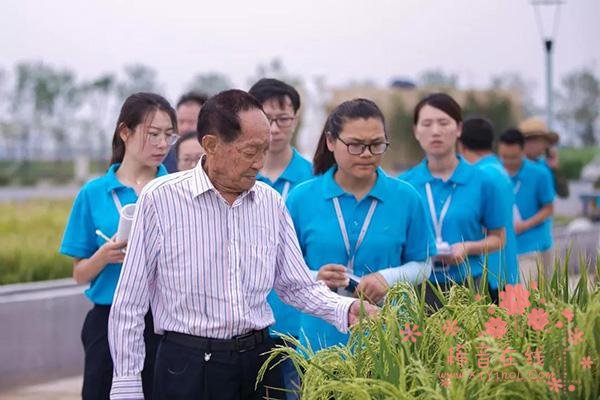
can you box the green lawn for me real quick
[0,199,73,284]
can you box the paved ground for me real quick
[0,376,81,400]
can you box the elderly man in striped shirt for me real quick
[108,89,378,400]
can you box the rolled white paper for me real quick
[116,203,136,242]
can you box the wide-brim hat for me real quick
[518,117,559,145]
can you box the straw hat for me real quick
[518,117,559,144]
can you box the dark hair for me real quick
[499,128,525,148]
[248,78,301,113]
[413,92,462,126]
[196,89,264,143]
[174,131,199,159]
[460,117,494,151]
[110,92,177,165]
[313,98,386,175]
[176,91,208,109]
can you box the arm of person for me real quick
[515,203,553,234]
[357,184,436,303]
[272,202,374,333]
[60,186,126,284]
[108,190,161,400]
[435,228,505,266]
[515,165,555,234]
[72,238,127,284]
[357,260,432,304]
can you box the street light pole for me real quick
[531,0,563,131]
[545,39,553,130]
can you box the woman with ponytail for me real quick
[60,92,178,399]
[286,98,434,350]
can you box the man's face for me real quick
[499,142,524,173]
[262,96,297,154]
[524,136,548,160]
[177,102,202,134]
[206,108,270,193]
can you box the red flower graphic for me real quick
[547,377,563,393]
[555,321,563,329]
[499,284,530,316]
[569,328,584,346]
[527,308,549,331]
[443,320,459,337]
[580,356,593,369]
[562,308,574,322]
[400,323,422,343]
[485,317,507,339]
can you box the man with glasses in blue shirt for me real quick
[248,78,313,399]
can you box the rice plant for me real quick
[260,258,600,399]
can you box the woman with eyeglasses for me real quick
[399,93,505,308]
[286,98,435,350]
[60,92,178,399]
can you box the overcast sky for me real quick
[1,0,598,104]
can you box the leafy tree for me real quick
[186,72,232,96]
[116,64,160,99]
[556,69,600,146]
[418,69,459,90]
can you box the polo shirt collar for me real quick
[105,163,168,192]
[321,165,388,203]
[410,156,472,185]
[278,148,308,184]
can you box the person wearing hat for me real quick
[518,117,569,198]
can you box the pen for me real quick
[95,229,112,242]
[95,229,127,254]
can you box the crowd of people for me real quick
[59,78,562,400]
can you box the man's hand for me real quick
[355,272,388,304]
[317,264,349,289]
[348,299,379,327]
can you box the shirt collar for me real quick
[410,156,472,185]
[476,154,499,167]
[278,148,308,183]
[105,163,168,192]
[321,165,388,202]
[191,156,258,201]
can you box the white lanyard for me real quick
[425,182,454,243]
[111,190,123,212]
[281,181,291,201]
[513,180,521,195]
[512,180,522,222]
[332,197,377,273]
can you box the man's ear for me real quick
[201,134,218,155]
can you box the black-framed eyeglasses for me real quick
[267,116,296,128]
[336,136,389,155]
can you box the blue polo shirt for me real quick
[287,166,435,349]
[257,147,313,338]
[399,157,505,284]
[257,148,313,200]
[511,158,555,254]
[474,155,519,289]
[59,163,167,305]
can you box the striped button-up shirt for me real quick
[108,161,355,399]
